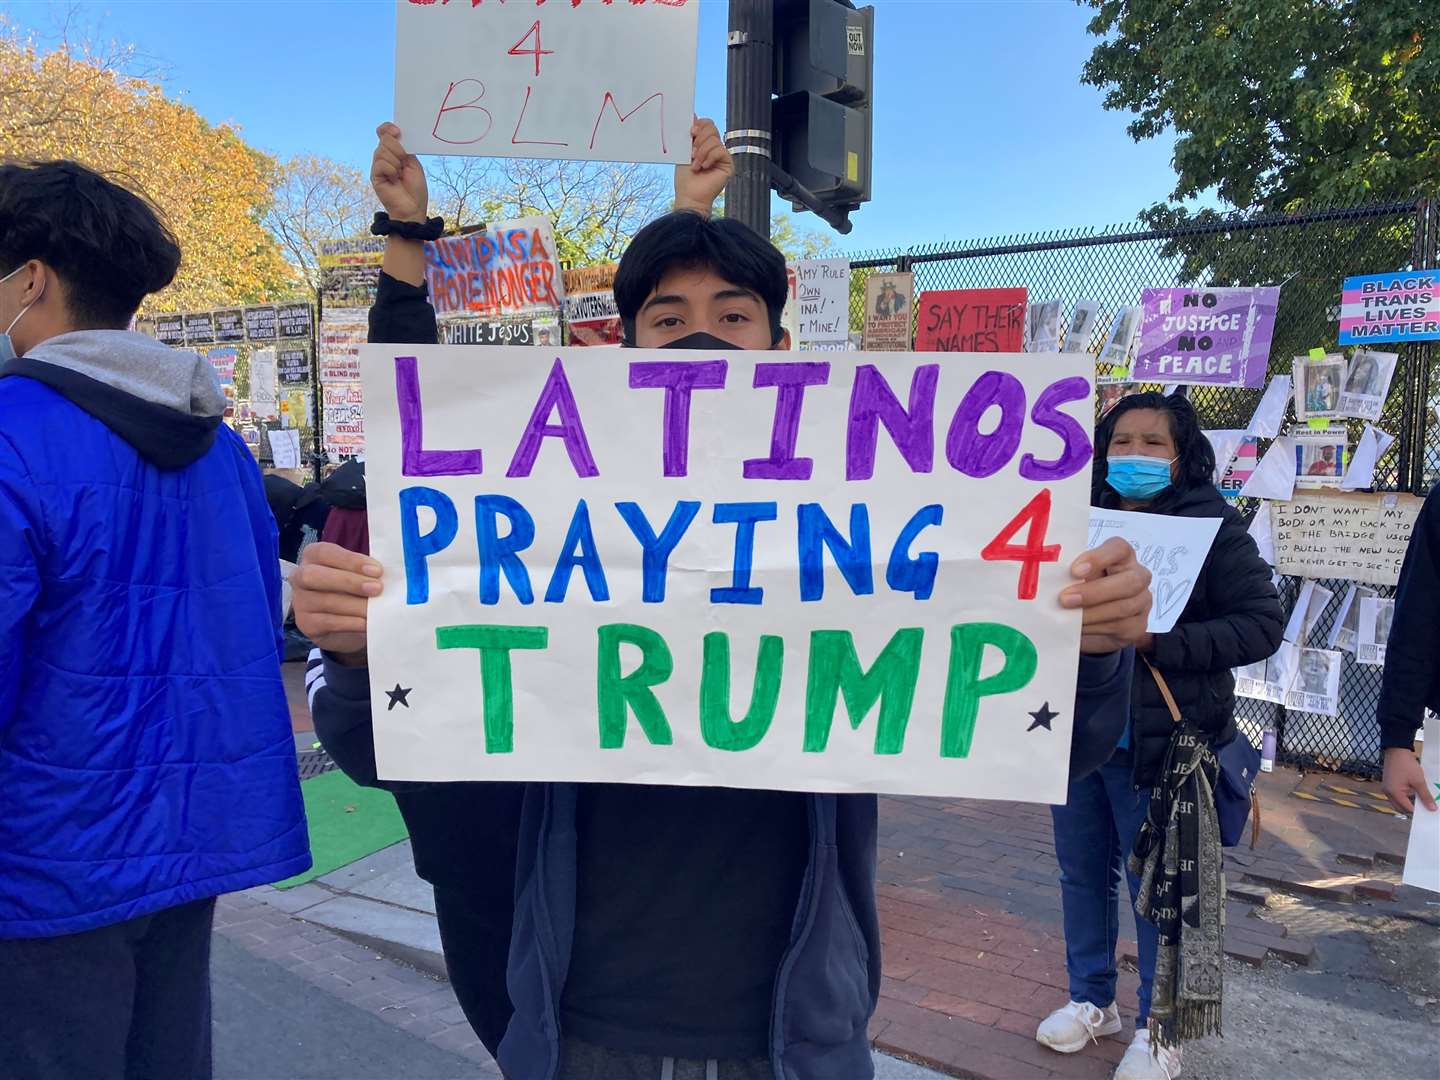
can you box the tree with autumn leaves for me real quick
[0,20,301,312]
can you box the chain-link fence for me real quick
[839,198,1438,776]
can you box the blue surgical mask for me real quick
[1106,454,1175,501]
[0,263,40,364]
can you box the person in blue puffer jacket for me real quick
[0,161,311,1080]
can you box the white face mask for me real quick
[0,263,42,364]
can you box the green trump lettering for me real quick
[699,632,784,752]
[436,624,550,753]
[941,622,1037,758]
[597,623,675,748]
[804,629,923,755]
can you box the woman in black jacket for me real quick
[1036,392,1282,1080]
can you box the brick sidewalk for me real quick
[867,766,1418,1079]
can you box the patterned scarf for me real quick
[1129,722,1225,1050]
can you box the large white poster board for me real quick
[394,0,698,164]
[358,346,1097,800]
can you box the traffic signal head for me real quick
[771,0,874,217]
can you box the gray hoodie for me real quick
[2,330,228,469]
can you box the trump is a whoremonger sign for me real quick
[358,346,1095,800]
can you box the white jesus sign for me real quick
[393,0,698,164]
[358,345,1097,801]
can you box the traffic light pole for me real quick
[725,0,774,240]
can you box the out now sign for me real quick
[394,0,698,164]
[358,346,1095,800]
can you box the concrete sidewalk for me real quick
[236,843,951,1079]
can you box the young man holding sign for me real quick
[294,121,1153,1080]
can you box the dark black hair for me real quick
[0,160,181,328]
[1092,391,1216,499]
[613,211,787,345]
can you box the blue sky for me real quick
[5,0,1189,251]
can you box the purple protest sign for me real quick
[1131,286,1280,388]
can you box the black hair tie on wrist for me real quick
[371,211,445,242]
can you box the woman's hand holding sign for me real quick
[292,543,383,666]
[1062,537,1153,655]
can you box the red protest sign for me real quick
[915,288,1027,352]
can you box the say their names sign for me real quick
[1270,490,1423,587]
[915,289,1027,353]
[394,0,698,164]
[358,346,1096,800]
[426,218,565,319]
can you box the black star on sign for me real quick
[385,684,413,711]
[1027,702,1058,732]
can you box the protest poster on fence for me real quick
[1270,490,1422,587]
[278,303,314,340]
[563,264,622,347]
[206,346,236,387]
[426,217,565,319]
[1337,349,1398,421]
[356,345,1096,800]
[915,288,1027,353]
[442,319,537,347]
[278,345,311,387]
[250,348,279,420]
[1095,306,1140,383]
[213,308,246,344]
[862,272,913,352]
[322,382,366,459]
[154,314,185,346]
[183,312,215,346]
[394,0,698,164]
[1338,270,1440,346]
[794,259,851,350]
[1131,286,1279,388]
[245,306,278,342]
[321,236,387,310]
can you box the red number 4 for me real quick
[981,489,1061,600]
[508,20,554,77]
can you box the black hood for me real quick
[2,357,221,469]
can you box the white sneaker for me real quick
[1035,1000,1123,1053]
[1113,1027,1182,1080]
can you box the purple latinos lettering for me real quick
[945,371,1025,478]
[744,362,830,481]
[628,360,728,477]
[507,358,599,478]
[846,363,939,480]
[396,356,484,477]
[1020,376,1093,480]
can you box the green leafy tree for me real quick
[1080,1,1437,212]
[1079,0,1438,386]
[769,212,832,261]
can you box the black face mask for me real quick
[622,330,743,351]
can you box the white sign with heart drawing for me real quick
[1087,508,1224,633]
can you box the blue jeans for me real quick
[1050,754,1157,1025]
